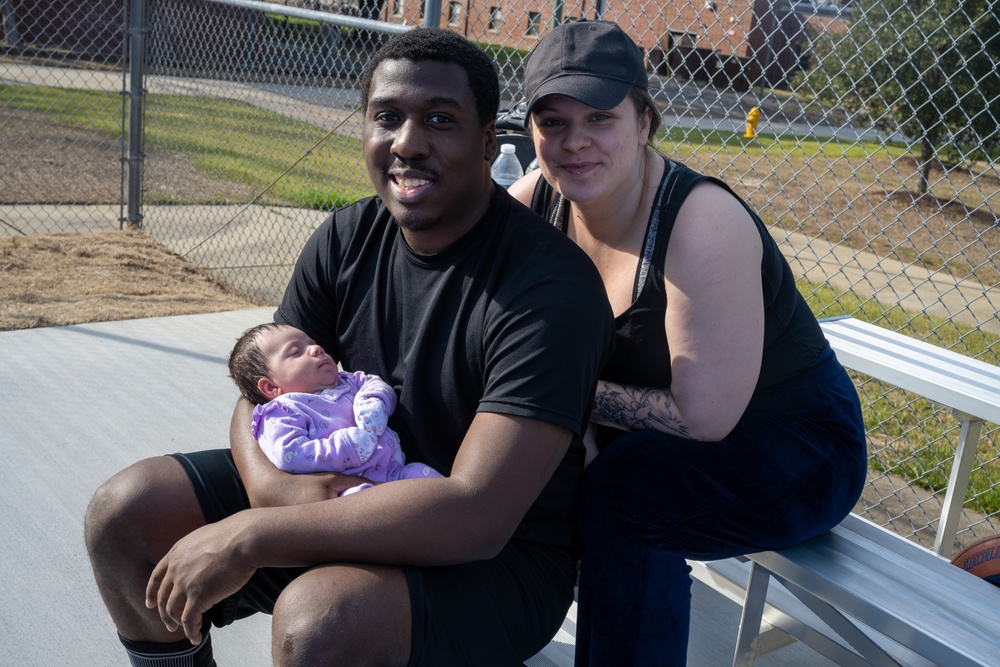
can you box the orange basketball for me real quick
[951,535,1000,587]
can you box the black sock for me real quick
[119,633,216,667]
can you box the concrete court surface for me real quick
[0,307,834,666]
[0,307,275,666]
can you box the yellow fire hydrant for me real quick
[744,106,761,139]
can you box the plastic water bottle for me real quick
[491,143,524,189]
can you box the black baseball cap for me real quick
[523,20,648,116]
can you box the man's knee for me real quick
[86,466,144,560]
[272,565,410,667]
[84,456,202,566]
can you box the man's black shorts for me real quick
[171,449,575,666]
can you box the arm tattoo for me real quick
[592,381,691,439]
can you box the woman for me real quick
[509,20,868,666]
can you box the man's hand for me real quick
[232,398,370,506]
[282,470,375,502]
[145,517,257,645]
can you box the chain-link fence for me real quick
[2,0,998,555]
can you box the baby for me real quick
[228,322,442,495]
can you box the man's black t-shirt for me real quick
[276,185,614,554]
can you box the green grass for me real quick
[0,81,915,209]
[147,93,370,208]
[1,83,370,208]
[804,280,997,363]
[480,42,530,62]
[803,279,1000,515]
[0,83,123,133]
[655,125,914,161]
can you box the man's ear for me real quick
[485,120,498,163]
[258,377,282,400]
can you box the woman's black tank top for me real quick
[530,158,827,392]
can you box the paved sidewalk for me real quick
[0,308,275,666]
[773,226,1000,335]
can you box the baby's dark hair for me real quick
[359,27,500,128]
[228,322,282,405]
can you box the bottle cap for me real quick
[500,144,516,154]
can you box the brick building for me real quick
[4,0,126,59]
[5,0,843,89]
[385,0,829,89]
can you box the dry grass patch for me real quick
[0,229,259,331]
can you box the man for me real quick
[85,28,614,667]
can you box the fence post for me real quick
[123,0,147,229]
[2,0,19,46]
[422,0,442,28]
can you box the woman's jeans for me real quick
[575,347,868,666]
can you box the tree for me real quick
[801,0,999,194]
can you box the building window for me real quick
[672,31,696,50]
[448,1,462,24]
[488,6,501,31]
[393,0,402,16]
[527,11,541,36]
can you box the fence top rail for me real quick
[204,0,413,34]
